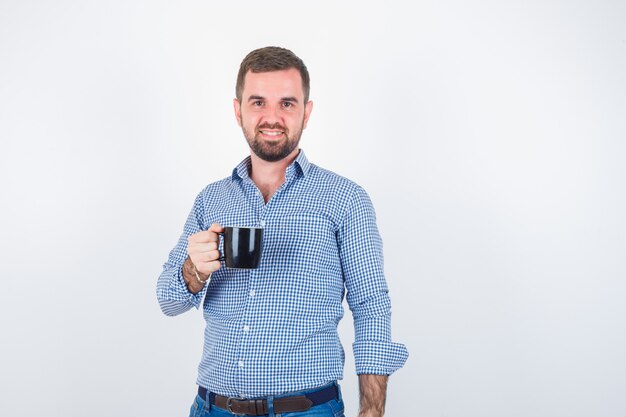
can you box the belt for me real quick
[198,383,338,416]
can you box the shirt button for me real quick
[259,220,266,227]
[238,361,244,368]
[249,290,256,297]
[243,325,250,332]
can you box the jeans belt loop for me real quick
[267,396,275,417]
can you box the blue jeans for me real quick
[189,383,345,417]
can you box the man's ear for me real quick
[233,98,242,126]
[302,100,313,129]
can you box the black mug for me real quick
[220,226,263,269]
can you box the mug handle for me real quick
[217,232,225,262]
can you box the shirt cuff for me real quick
[176,266,204,308]
[353,340,409,375]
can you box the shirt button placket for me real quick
[238,176,264,396]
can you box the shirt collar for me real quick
[232,149,312,180]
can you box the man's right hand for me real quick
[182,223,224,293]
[188,223,224,276]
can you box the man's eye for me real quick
[282,101,293,108]
[253,101,263,107]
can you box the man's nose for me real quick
[262,104,281,123]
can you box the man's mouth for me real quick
[259,130,285,137]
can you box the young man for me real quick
[157,46,407,417]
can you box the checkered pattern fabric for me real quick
[157,151,408,398]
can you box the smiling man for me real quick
[237,68,308,163]
[157,46,408,417]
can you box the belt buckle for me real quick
[226,396,247,416]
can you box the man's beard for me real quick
[242,121,304,162]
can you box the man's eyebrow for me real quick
[247,95,299,104]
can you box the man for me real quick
[157,46,407,417]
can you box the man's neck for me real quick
[249,148,300,202]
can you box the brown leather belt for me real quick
[198,383,338,416]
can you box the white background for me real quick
[1,1,625,416]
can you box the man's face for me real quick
[234,68,313,162]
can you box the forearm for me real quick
[182,256,209,294]
[156,191,213,315]
[358,374,388,417]
[156,259,205,316]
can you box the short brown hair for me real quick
[236,46,310,103]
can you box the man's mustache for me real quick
[257,123,286,131]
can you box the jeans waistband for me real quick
[198,383,338,415]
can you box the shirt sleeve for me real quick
[337,186,409,375]
[156,191,209,316]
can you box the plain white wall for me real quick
[1,1,625,416]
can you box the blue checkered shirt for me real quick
[157,150,408,398]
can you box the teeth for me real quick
[261,131,283,136]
